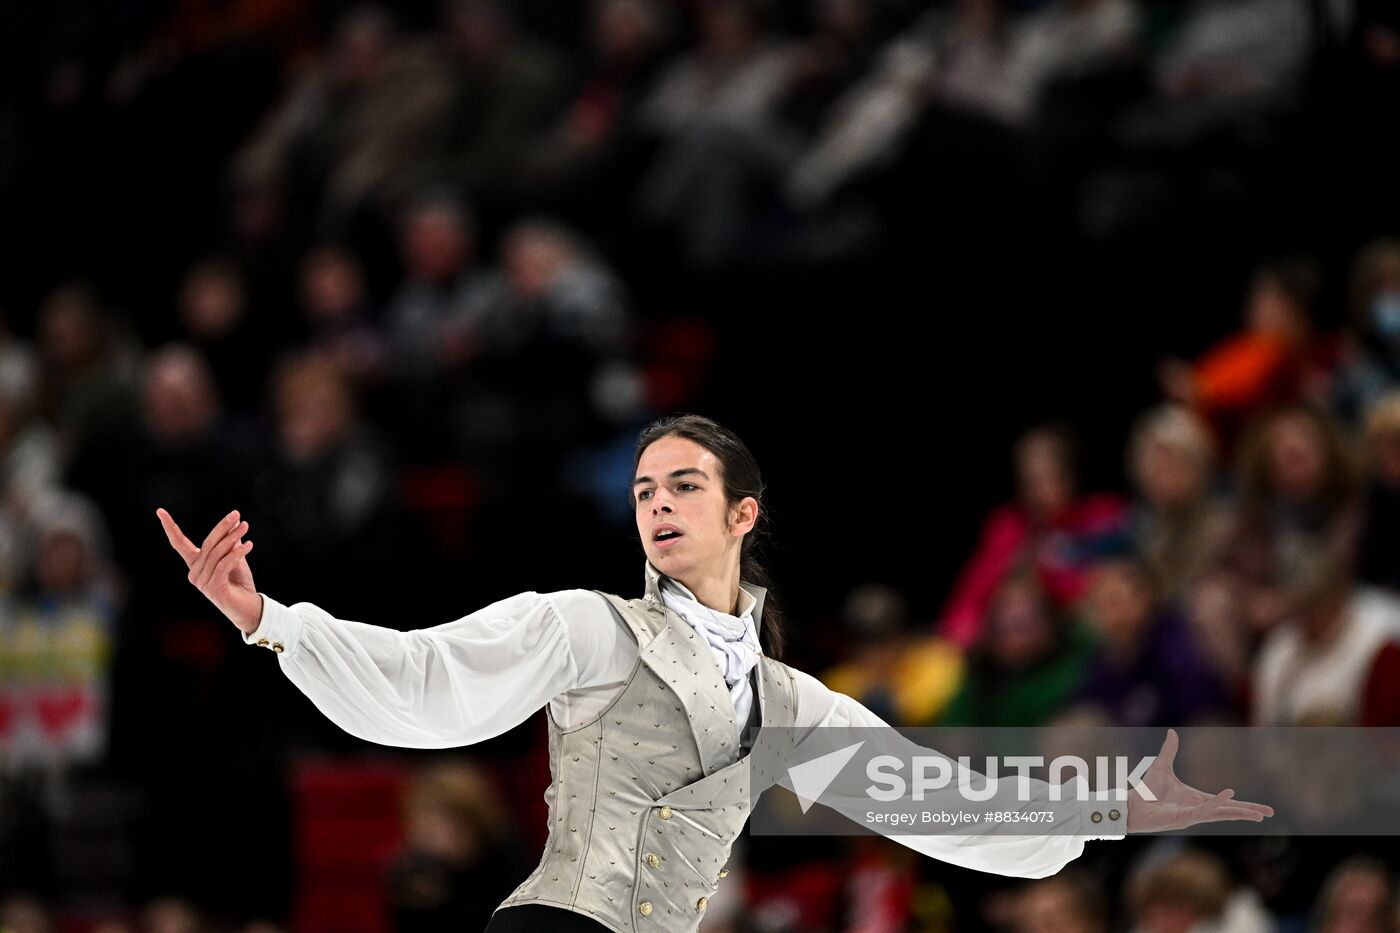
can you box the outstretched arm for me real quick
[246,589,587,748]
[778,667,1121,879]
[156,507,616,749]
[776,670,1272,878]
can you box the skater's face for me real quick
[634,435,755,580]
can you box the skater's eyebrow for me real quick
[634,468,710,487]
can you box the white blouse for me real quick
[244,563,1124,878]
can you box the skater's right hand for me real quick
[156,507,263,635]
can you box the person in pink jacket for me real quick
[938,424,1130,650]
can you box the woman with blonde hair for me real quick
[1126,403,1234,604]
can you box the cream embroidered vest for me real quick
[496,581,801,932]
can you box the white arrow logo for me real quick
[788,741,865,813]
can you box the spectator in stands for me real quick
[296,243,388,392]
[1073,557,1233,726]
[434,0,571,199]
[232,5,458,229]
[444,217,634,484]
[381,188,487,459]
[470,217,632,357]
[97,344,255,741]
[1157,258,1337,464]
[1333,239,1400,427]
[520,0,668,204]
[633,0,805,266]
[1250,549,1400,725]
[1149,0,1315,108]
[1356,391,1400,593]
[820,582,963,726]
[97,345,290,913]
[937,423,1131,649]
[938,570,1097,726]
[387,759,534,933]
[780,0,880,137]
[1313,856,1396,933]
[1011,872,1109,933]
[0,332,61,594]
[1126,848,1276,933]
[34,284,142,461]
[1125,404,1234,606]
[0,488,118,768]
[0,893,54,933]
[138,895,205,933]
[786,0,1139,208]
[384,189,485,379]
[1183,567,1256,719]
[64,345,257,590]
[177,258,276,419]
[248,350,410,633]
[0,311,43,462]
[1223,404,1362,637]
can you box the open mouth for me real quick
[654,528,684,548]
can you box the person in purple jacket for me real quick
[1074,557,1234,726]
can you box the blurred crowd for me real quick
[2,0,1400,931]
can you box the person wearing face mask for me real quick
[156,413,1272,933]
[1333,238,1400,427]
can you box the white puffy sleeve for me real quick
[244,588,622,749]
[777,666,1125,879]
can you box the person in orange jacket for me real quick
[1157,258,1340,465]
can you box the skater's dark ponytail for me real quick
[634,413,787,659]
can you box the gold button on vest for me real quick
[646,853,660,868]
[696,897,708,912]
[271,642,284,653]
[718,868,729,878]
[639,902,653,917]
[256,638,269,647]
[659,806,672,820]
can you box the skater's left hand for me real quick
[1127,729,1275,833]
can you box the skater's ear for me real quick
[728,496,758,537]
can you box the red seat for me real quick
[288,758,409,933]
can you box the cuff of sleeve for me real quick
[1069,774,1127,841]
[243,593,303,657]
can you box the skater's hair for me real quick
[634,413,786,659]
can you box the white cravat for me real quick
[657,576,763,732]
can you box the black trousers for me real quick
[484,904,611,932]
